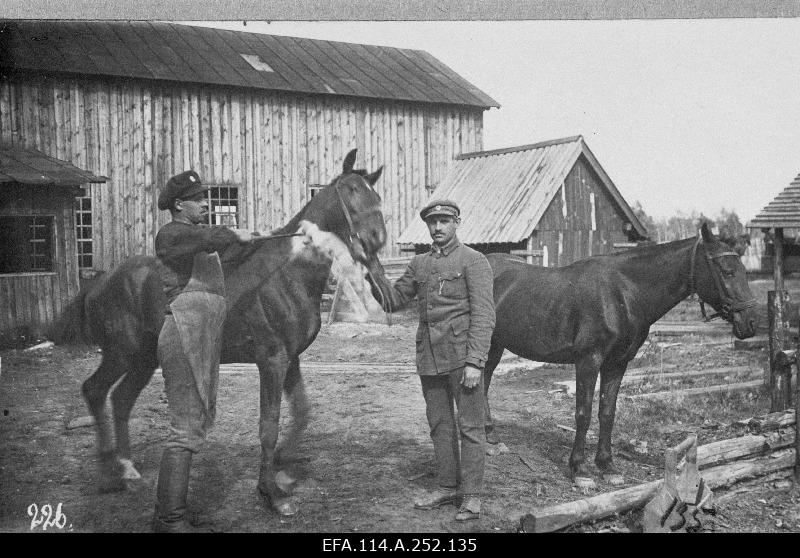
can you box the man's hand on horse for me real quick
[461,364,482,389]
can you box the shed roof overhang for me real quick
[0,144,107,189]
[746,173,800,230]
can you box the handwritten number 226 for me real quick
[27,503,67,531]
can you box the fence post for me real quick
[768,290,792,411]
[796,342,800,482]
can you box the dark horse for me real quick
[482,223,757,488]
[53,149,394,515]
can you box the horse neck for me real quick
[272,191,336,236]
[616,237,696,324]
[266,199,343,299]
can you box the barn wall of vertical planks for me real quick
[0,74,485,267]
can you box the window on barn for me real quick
[0,215,56,273]
[308,184,325,198]
[205,185,240,227]
[74,189,93,270]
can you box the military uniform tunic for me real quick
[155,221,242,310]
[388,238,496,375]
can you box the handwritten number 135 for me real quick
[27,503,67,531]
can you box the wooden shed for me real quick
[0,144,106,340]
[397,136,648,266]
[746,172,800,414]
[747,173,800,274]
[0,19,498,285]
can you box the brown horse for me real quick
[53,149,394,515]
[482,223,757,488]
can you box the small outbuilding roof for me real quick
[0,144,107,187]
[398,136,647,245]
[0,20,499,109]
[747,173,800,230]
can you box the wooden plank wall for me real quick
[0,74,484,270]
[0,184,77,335]
[532,156,630,267]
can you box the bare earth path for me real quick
[1,309,798,533]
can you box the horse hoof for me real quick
[118,458,142,481]
[275,470,297,494]
[603,472,625,486]
[572,476,596,490]
[272,498,299,517]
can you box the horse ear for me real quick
[700,221,714,243]
[343,149,358,174]
[365,165,383,186]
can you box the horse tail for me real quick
[49,272,105,345]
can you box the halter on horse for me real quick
[689,234,756,322]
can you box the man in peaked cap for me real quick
[367,198,496,522]
[157,170,208,211]
[152,170,261,532]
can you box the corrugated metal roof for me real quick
[0,20,499,109]
[398,136,647,245]
[747,173,800,230]
[0,144,107,186]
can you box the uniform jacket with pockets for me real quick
[388,239,496,375]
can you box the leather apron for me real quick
[169,252,226,425]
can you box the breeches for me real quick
[420,368,486,495]
[157,315,217,453]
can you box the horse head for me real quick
[691,222,757,339]
[298,149,396,298]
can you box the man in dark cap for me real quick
[152,170,259,532]
[367,199,495,522]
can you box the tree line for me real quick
[632,202,750,254]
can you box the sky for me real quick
[188,19,800,223]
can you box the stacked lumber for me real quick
[520,410,796,533]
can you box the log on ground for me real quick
[692,428,795,469]
[626,379,763,401]
[519,448,796,533]
[747,410,796,432]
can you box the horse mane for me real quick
[271,201,310,236]
[609,236,696,260]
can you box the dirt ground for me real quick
[1,287,799,533]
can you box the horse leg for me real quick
[596,361,626,485]
[569,353,602,489]
[483,343,504,445]
[276,355,311,467]
[255,347,297,516]
[81,352,127,493]
[109,354,157,486]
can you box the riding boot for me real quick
[152,448,194,533]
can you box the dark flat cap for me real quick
[420,199,460,221]
[157,170,207,211]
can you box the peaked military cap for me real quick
[420,199,460,221]
[157,170,207,211]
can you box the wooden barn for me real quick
[0,144,105,340]
[0,20,498,334]
[398,136,648,266]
